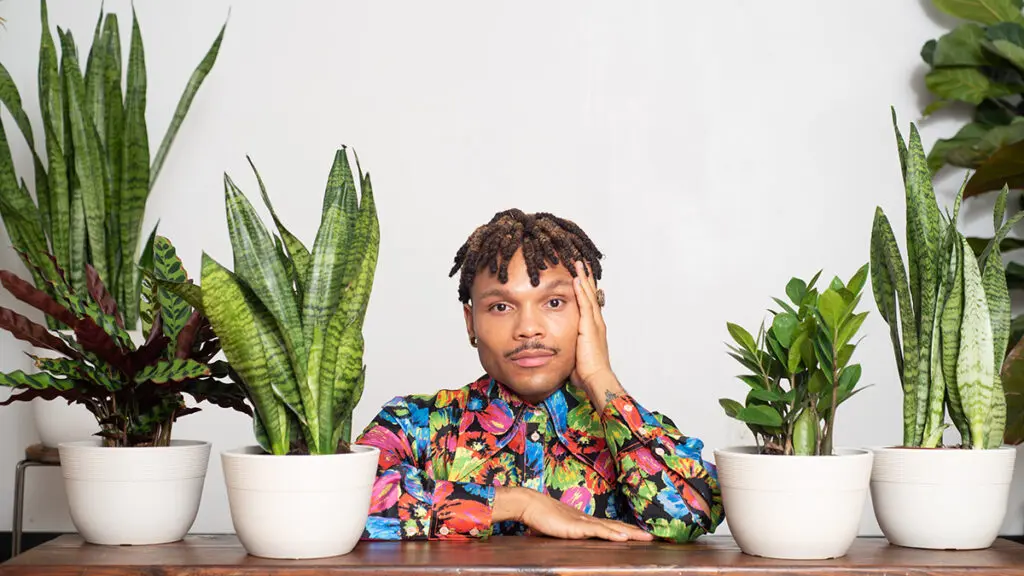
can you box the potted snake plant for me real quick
[0,236,250,545]
[716,266,874,560]
[0,0,224,448]
[190,147,380,559]
[868,110,1020,550]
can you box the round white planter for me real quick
[222,444,380,559]
[714,446,874,560]
[58,439,211,545]
[870,446,1016,550]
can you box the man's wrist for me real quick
[584,371,626,412]
[493,486,533,523]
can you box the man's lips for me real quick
[509,350,554,368]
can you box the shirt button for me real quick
[530,431,541,442]
[623,404,633,412]
[470,528,480,537]
[655,446,666,456]
[439,526,450,536]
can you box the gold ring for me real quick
[596,289,605,307]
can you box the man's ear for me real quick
[463,302,475,339]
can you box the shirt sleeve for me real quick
[354,396,497,540]
[600,393,724,543]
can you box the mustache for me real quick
[504,340,559,359]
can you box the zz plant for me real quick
[870,110,1022,449]
[0,0,224,329]
[723,265,871,456]
[0,237,250,447]
[197,148,379,456]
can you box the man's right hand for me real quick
[493,486,654,542]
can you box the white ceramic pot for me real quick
[714,446,874,560]
[870,445,1016,550]
[222,444,380,559]
[58,439,211,545]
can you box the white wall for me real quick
[1,0,1021,537]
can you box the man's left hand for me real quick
[571,260,625,411]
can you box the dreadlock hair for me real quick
[448,209,604,304]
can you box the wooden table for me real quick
[2,534,1023,575]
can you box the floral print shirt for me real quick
[354,375,724,542]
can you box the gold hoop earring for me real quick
[470,336,478,347]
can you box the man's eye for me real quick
[549,298,564,308]
[490,303,509,313]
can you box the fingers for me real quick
[574,261,604,328]
[579,516,654,542]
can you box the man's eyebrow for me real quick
[476,279,574,301]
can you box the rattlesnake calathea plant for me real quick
[0,236,250,447]
[870,109,1023,449]
[183,148,379,456]
[722,265,872,456]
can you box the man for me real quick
[354,209,723,542]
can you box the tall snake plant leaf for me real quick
[118,9,149,329]
[0,126,50,302]
[301,161,349,453]
[149,19,226,189]
[102,15,124,294]
[248,156,311,293]
[202,253,291,455]
[871,208,921,446]
[943,230,970,445]
[906,124,944,447]
[60,30,109,288]
[958,235,996,449]
[0,63,50,244]
[83,9,106,143]
[223,175,307,399]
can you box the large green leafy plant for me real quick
[921,0,1024,197]
[870,112,1023,449]
[198,148,379,456]
[0,237,250,447]
[722,266,871,456]
[0,0,224,329]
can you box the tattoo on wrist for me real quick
[605,390,624,404]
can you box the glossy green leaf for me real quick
[932,0,1024,24]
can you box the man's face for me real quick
[464,248,583,404]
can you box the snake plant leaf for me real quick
[871,207,921,445]
[907,124,944,446]
[83,9,106,142]
[202,253,291,455]
[102,14,124,289]
[317,307,366,451]
[248,156,311,292]
[69,175,87,294]
[332,367,365,451]
[0,63,50,244]
[0,129,50,300]
[958,235,996,449]
[981,208,1014,448]
[336,172,380,330]
[39,1,64,153]
[149,18,226,189]
[60,30,109,288]
[0,307,78,358]
[118,10,150,329]
[133,358,209,385]
[223,174,307,392]
[942,232,971,445]
[892,107,908,181]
